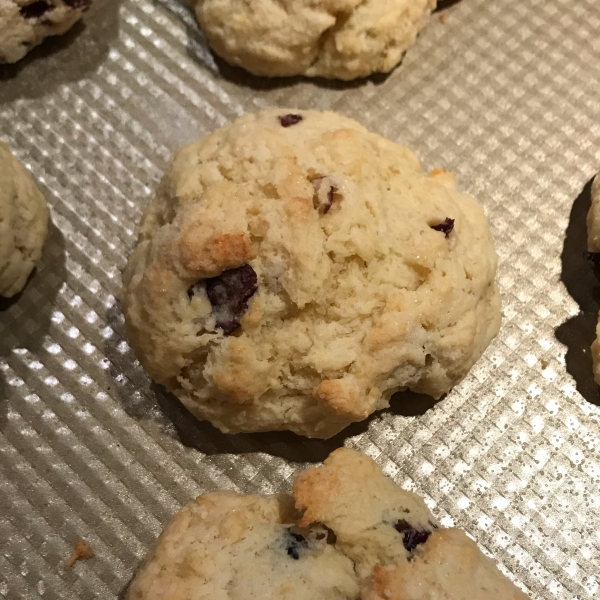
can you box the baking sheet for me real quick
[1,0,600,597]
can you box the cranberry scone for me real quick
[122,109,501,438]
[0,142,48,297]
[189,0,437,80]
[127,449,529,600]
[0,0,92,63]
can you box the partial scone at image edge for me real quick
[121,109,501,438]
[0,141,49,298]
[586,173,600,384]
[126,448,530,600]
[190,0,438,80]
[0,0,92,64]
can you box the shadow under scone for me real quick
[555,177,600,406]
[0,221,68,430]
[110,382,440,463]
[435,0,464,11]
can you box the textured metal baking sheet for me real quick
[1,0,600,597]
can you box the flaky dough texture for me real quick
[190,0,437,80]
[0,142,48,298]
[127,449,529,600]
[0,0,91,64]
[122,109,501,438]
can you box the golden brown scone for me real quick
[294,448,436,579]
[126,491,359,600]
[122,109,501,438]
[0,142,49,298]
[0,0,92,64]
[365,528,529,600]
[189,0,437,80]
[128,449,530,600]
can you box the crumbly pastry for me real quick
[190,0,437,80]
[0,0,91,64]
[122,109,501,438]
[127,448,530,600]
[126,491,359,600]
[0,142,48,298]
[586,173,600,384]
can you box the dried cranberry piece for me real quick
[63,0,92,10]
[585,251,600,281]
[204,264,258,335]
[285,530,308,560]
[430,218,455,238]
[279,114,303,128]
[20,1,53,19]
[311,177,337,214]
[394,519,431,552]
[323,186,336,214]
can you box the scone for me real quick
[190,0,437,80]
[586,173,600,384]
[127,448,530,600]
[0,142,49,298]
[0,0,91,64]
[122,110,501,438]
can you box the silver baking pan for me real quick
[1,0,599,597]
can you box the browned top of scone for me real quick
[128,449,530,600]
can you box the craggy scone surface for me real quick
[0,141,48,298]
[190,0,436,80]
[127,449,529,600]
[122,109,501,438]
[0,0,91,64]
[1,1,598,597]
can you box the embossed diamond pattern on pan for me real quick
[1,0,600,598]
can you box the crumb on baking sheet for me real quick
[64,540,94,569]
[439,14,447,24]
